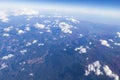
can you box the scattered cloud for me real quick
[116,32,120,38]
[26,42,32,46]
[18,30,25,35]
[38,43,44,46]
[3,33,10,37]
[114,43,120,46]
[75,46,87,54]
[59,22,72,34]
[85,61,103,76]
[34,23,45,29]
[85,61,119,80]
[32,40,38,44]
[103,65,119,80]
[3,26,13,32]
[100,39,110,47]
[0,63,8,70]
[25,27,30,31]
[66,18,79,23]
[13,8,39,16]
[20,49,27,55]
[2,54,14,60]
[0,11,9,22]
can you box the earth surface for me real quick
[0,9,120,80]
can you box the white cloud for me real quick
[85,61,103,76]
[103,65,119,80]
[3,26,13,32]
[0,11,9,22]
[2,54,14,60]
[116,32,120,38]
[66,18,79,23]
[25,27,30,31]
[13,8,39,16]
[89,42,92,45]
[59,22,72,34]
[29,73,34,76]
[38,43,44,46]
[85,62,119,80]
[75,46,87,54]
[26,42,32,46]
[34,23,45,29]
[20,49,27,55]
[32,40,38,44]
[79,34,83,38]
[0,63,8,70]
[114,43,120,46]
[108,39,114,42]
[100,39,110,47]
[18,30,25,34]
[3,33,10,37]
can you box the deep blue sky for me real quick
[1,0,120,8]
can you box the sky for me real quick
[0,0,120,25]
[1,0,120,8]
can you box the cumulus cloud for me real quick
[75,46,87,54]
[38,43,44,46]
[20,49,27,55]
[32,40,38,44]
[66,18,79,23]
[26,42,32,46]
[116,32,120,38]
[29,73,34,76]
[3,26,13,32]
[13,8,39,16]
[18,30,25,35]
[103,65,119,80]
[0,11,9,22]
[34,23,45,29]
[0,63,8,70]
[3,33,10,37]
[25,27,30,31]
[85,61,103,76]
[79,34,83,38]
[100,39,110,47]
[85,61,119,80]
[59,22,72,34]
[108,39,114,42]
[114,43,120,46]
[2,54,14,60]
